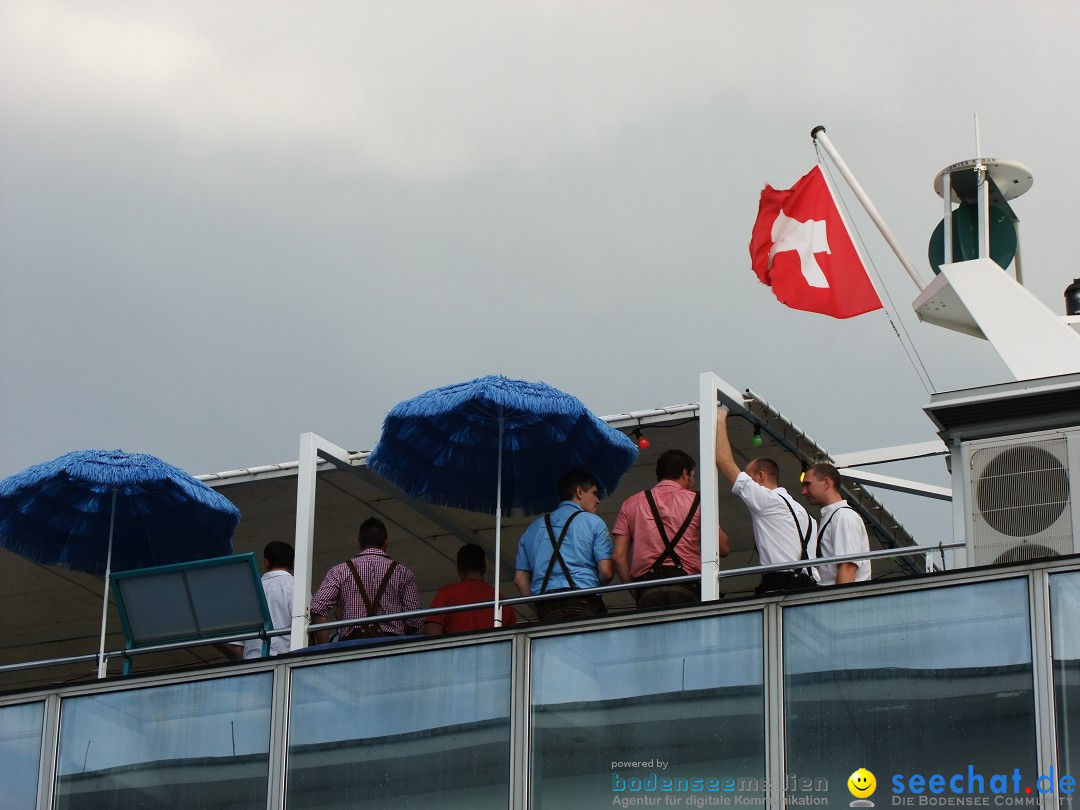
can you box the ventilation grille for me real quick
[969,437,1072,567]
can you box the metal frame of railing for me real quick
[0,540,961,678]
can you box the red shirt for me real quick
[613,480,703,578]
[427,579,516,634]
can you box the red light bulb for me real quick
[638,435,650,450]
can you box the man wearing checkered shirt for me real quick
[310,517,423,642]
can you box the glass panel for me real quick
[530,613,765,808]
[1051,571,1080,776]
[55,673,273,810]
[785,579,1037,806]
[288,642,511,808]
[0,701,44,809]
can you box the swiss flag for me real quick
[749,165,882,318]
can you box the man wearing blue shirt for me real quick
[514,469,613,620]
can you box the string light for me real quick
[751,425,763,448]
[631,429,650,450]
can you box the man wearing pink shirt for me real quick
[612,449,730,606]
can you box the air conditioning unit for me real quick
[965,428,1079,567]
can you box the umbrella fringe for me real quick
[0,532,68,568]
[386,375,592,422]
[0,450,241,577]
[367,375,639,515]
[0,451,239,516]
[375,490,561,518]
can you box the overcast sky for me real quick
[2,2,1077,541]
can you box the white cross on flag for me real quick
[749,165,882,318]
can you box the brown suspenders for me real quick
[344,558,399,637]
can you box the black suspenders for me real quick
[815,506,855,557]
[540,510,584,593]
[643,489,700,574]
[779,496,813,561]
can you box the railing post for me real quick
[698,372,721,602]
[291,433,359,651]
[35,694,60,810]
[290,433,320,652]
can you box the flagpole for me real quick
[812,130,936,395]
[811,126,929,293]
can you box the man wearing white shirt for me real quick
[227,541,295,659]
[801,463,871,586]
[715,409,816,593]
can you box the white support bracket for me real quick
[837,469,952,501]
[698,373,720,602]
[290,432,353,651]
[830,440,948,469]
[698,373,753,602]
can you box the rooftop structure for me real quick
[5,138,1080,810]
[0,374,923,693]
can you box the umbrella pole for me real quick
[493,415,504,628]
[97,488,118,679]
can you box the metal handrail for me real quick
[0,541,963,676]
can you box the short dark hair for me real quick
[457,543,487,574]
[358,517,389,549]
[748,457,780,483]
[656,449,695,482]
[558,469,599,502]
[807,462,842,490]
[263,541,294,569]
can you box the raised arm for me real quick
[715,407,742,485]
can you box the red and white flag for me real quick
[749,165,882,319]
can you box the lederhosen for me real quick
[343,557,399,638]
[755,494,817,594]
[633,489,701,607]
[534,510,607,622]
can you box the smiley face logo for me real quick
[848,768,877,798]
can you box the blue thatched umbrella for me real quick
[0,449,241,677]
[367,375,638,625]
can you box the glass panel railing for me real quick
[1050,571,1080,778]
[55,673,273,810]
[530,612,765,808]
[0,701,44,809]
[287,641,511,808]
[785,578,1037,806]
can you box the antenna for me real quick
[973,113,989,258]
[973,113,983,172]
[928,132,1031,281]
